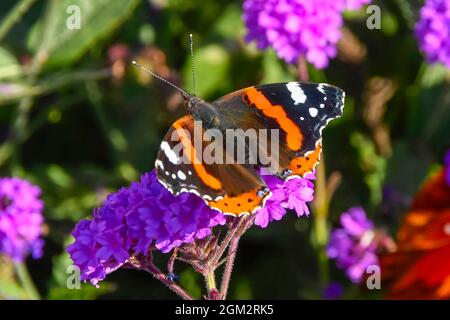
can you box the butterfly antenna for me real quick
[189,33,196,96]
[131,60,190,97]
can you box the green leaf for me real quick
[47,164,74,188]
[385,142,431,196]
[213,5,244,39]
[27,0,140,68]
[0,46,22,80]
[138,23,155,45]
[381,11,399,36]
[419,63,449,88]
[47,247,114,300]
[0,256,27,299]
[0,277,27,299]
[49,249,73,288]
[179,269,202,299]
[350,132,387,206]
[47,283,114,300]
[261,50,294,84]
[231,277,253,299]
[182,44,230,98]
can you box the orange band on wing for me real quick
[208,188,267,216]
[288,144,322,176]
[173,118,222,191]
[245,87,303,151]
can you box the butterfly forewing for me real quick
[212,82,345,179]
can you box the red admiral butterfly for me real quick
[134,52,344,217]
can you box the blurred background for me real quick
[0,0,449,299]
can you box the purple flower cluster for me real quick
[326,207,378,283]
[323,282,344,300]
[415,0,450,69]
[0,177,44,262]
[255,172,315,228]
[67,170,226,286]
[345,0,371,10]
[243,0,371,68]
[444,149,450,186]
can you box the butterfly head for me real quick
[183,94,219,127]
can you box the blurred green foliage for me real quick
[0,0,449,299]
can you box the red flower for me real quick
[381,170,450,299]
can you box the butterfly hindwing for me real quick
[155,115,270,216]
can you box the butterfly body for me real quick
[156,82,345,216]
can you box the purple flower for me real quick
[67,170,226,286]
[323,282,344,300]
[415,0,450,69]
[444,149,450,186]
[243,0,371,68]
[0,177,44,262]
[344,0,371,10]
[254,172,315,228]
[326,207,380,283]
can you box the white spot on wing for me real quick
[320,103,325,108]
[188,171,192,175]
[171,174,176,179]
[155,160,164,170]
[309,108,318,117]
[286,82,307,105]
[317,83,327,95]
[160,141,180,164]
[177,170,186,180]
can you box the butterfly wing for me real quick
[155,115,270,216]
[212,82,345,179]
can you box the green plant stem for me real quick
[297,56,330,289]
[85,79,123,166]
[313,158,330,287]
[10,96,33,167]
[0,69,111,106]
[0,69,110,168]
[8,0,54,170]
[0,0,37,42]
[205,271,217,292]
[14,262,40,300]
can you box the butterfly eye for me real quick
[182,91,191,100]
[211,116,220,126]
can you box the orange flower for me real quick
[381,170,450,299]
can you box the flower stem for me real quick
[297,56,309,82]
[0,0,37,42]
[209,218,242,267]
[14,262,40,300]
[313,158,330,287]
[205,271,217,291]
[220,236,240,299]
[8,0,56,170]
[297,54,330,289]
[144,260,194,300]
